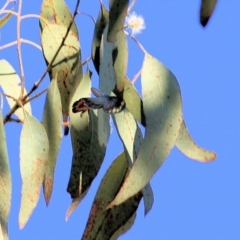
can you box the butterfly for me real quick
[72,88,126,114]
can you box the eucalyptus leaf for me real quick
[109,53,183,207]
[42,78,62,205]
[200,0,218,26]
[0,60,32,122]
[40,22,82,123]
[108,0,129,42]
[40,0,78,36]
[82,152,141,239]
[176,120,216,162]
[113,109,154,215]
[19,111,49,229]
[0,110,11,240]
[92,3,109,74]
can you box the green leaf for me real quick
[42,78,62,205]
[176,120,216,162]
[92,3,109,74]
[40,22,82,122]
[112,30,128,92]
[66,71,106,219]
[19,111,49,229]
[110,213,136,240]
[66,110,106,217]
[40,0,79,36]
[0,59,32,122]
[0,110,11,240]
[112,109,154,215]
[82,152,142,239]
[200,0,218,26]
[122,77,145,125]
[95,192,141,240]
[108,0,129,42]
[0,12,13,28]
[97,25,117,146]
[109,53,183,207]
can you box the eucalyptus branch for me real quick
[82,56,92,66]
[24,88,48,104]
[0,10,51,25]
[0,38,42,51]
[132,68,142,85]
[124,30,147,54]
[3,0,81,124]
[128,0,136,13]
[0,0,16,13]
[77,11,96,24]
[16,0,25,99]
[9,117,22,123]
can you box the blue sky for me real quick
[1,0,240,239]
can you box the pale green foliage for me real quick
[0,0,217,239]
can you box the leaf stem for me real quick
[0,39,42,51]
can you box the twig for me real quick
[16,0,25,98]
[131,68,142,85]
[77,11,96,24]
[0,9,18,17]
[9,117,22,123]
[0,0,16,13]
[0,93,3,111]
[0,38,42,51]
[128,0,136,13]
[124,30,147,54]
[0,10,49,24]
[3,0,81,124]
[81,56,92,66]
[24,88,48,104]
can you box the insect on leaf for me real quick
[19,111,49,229]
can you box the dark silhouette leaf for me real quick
[108,0,129,42]
[83,152,141,239]
[200,0,218,26]
[92,3,109,74]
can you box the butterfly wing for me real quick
[91,88,108,98]
[72,97,107,113]
[103,96,126,113]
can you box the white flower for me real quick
[125,12,145,36]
